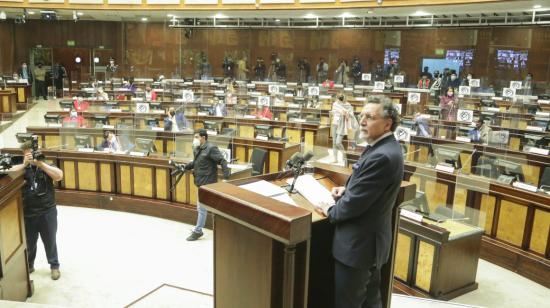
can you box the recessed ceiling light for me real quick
[275,19,281,22]
[141,17,148,22]
[167,14,174,17]
[214,13,226,18]
[367,10,374,14]
[28,11,35,15]
[534,5,542,9]
[413,10,430,16]
[339,12,354,18]
[77,12,83,16]
[304,13,317,19]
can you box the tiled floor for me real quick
[1,99,549,307]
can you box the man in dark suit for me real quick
[316,95,404,308]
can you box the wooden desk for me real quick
[395,217,483,299]
[26,126,299,174]
[5,83,32,110]
[0,148,251,228]
[346,150,550,288]
[0,172,32,301]
[199,164,416,308]
[0,89,17,115]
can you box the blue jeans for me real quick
[193,203,207,234]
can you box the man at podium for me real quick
[316,96,403,308]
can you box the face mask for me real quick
[447,92,453,97]
[467,76,472,80]
[192,138,201,147]
[451,76,456,81]
[526,76,532,81]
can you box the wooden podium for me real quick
[199,164,416,308]
[0,171,32,301]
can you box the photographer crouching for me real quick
[7,140,63,280]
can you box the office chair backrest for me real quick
[541,167,550,189]
[249,148,268,176]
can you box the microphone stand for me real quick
[286,162,304,193]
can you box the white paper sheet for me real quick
[239,180,288,197]
[286,175,335,207]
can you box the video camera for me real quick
[16,133,45,161]
[0,153,24,172]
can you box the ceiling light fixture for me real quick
[0,11,6,20]
[28,11,35,15]
[339,12,354,18]
[275,19,281,22]
[413,10,430,16]
[377,0,383,5]
[213,13,227,18]
[141,17,148,22]
[367,10,374,14]
[304,13,317,19]
[77,12,84,16]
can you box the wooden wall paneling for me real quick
[496,200,528,247]
[286,128,301,144]
[424,180,448,213]
[174,172,188,203]
[414,240,435,293]
[452,187,468,215]
[155,168,169,200]
[63,160,76,189]
[268,150,279,173]
[119,164,132,194]
[133,166,153,198]
[0,197,23,262]
[235,145,246,163]
[45,135,60,149]
[77,161,97,191]
[479,194,496,235]
[522,164,541,187]
[99,162,113,192]
[529,209,550,256]
[395,232,413,282]
[189,174,198,205]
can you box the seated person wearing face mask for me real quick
[96,87,109,101]
[213,100,228,117]
[100,130,120,152]
[63,108,86,128]
[414,113,432,137]
[449,72,460,89]
[257,104,273,120]
[144,85,157,102]
[469,118,492,144]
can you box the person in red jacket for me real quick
[417,75,431,89]
[257,104,273,120]
[72,97,89,112]
[144,85,157,101]
[62,108,86,127]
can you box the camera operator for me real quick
[7,141,63,280]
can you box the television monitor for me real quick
[74,135,92,149]
[384,48,400,66]
[105,101,118,108]
[149,102,162,111]
[523,134,549,150]
[400,119,415,130]
[134,138,157,155]
[203,120,218,133]
[457,126,471,138]
[532,117,549,131]
[488,130,510,148]
[255,125,272,139]
[199,104,212,114]
[496,159,525,182]
[496,50,528,69]
[59,101,73,110]
[44,114,61,124]
[480,111,496,125]
[480,99,496,108]
[434,146,462,169]
[93,115,108,128]
[427,106,441,119]
[16,133,35,143]
[445,49,475,67]
[145,118,159,128]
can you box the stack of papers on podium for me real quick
[239,180,297,206]
[286,175,335,207]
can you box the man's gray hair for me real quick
[366,95,400,131]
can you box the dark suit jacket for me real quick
[328,134,404,269]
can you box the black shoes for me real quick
[186,231,203,241]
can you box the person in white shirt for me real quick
[96,87,109,101]
[331,94,356,163]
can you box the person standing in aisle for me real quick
[34,63,47,100]
[184,130,230,241]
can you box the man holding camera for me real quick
[8,141,64,280]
